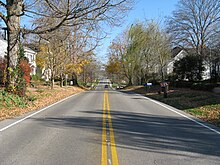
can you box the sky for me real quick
[0,0,178,64]
[97,0,178,63]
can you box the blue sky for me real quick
[0,0,178,63]
[97,0,178,63]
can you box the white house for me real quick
[41,68,51,81]
[0,39,37,75]
[23,46,37,75]
[167,49,188,75]
[166,47,217,80]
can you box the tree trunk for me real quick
[51,78,54,89]
[72,72,79,86]
[83,67,86,84]
[65,74,68,87]
[128,77,133,86]
[160,66,164,81]
[60,73,63,87]
[6,1,22,89]
[51,70,55,89]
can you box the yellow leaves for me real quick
[39,44,49,52]
[106,61,121,74]
[65,63,80,74]
[7,67,13,73]
[36,44,50,69]
[36,55,45,69]
[77,59,90,67]
[36,42,93,77]
[65,59,90,75]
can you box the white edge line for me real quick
[144,96,220,135]
[0,92,81,132]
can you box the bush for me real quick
[173,81,193,88]
[191,83,217,91]
[148,79,160,85]
[31,74,43,81]
[0,57,6,86]
[0,91,28,108]
[27,95,37,102]
[173,55,205,81]
[36,89,44,93]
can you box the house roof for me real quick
[171,47,182,58]
[24,46,36,54]
[172,46,219,58]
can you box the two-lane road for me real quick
[1,89,220,165]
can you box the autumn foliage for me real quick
[13,45,32,96]
[18,59,32,85]
[0,57,7,85]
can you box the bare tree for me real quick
[154,29,171,81]
[0,0,133,90]
[166,0,220,57]
[37,25,98,88]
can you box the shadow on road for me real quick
[33,109,220,158]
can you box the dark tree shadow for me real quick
[33,109,220,157]
[120,89,220,110]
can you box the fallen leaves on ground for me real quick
[124,86,220,127]
[0,85,85,121]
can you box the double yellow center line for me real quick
[101,90,119,165]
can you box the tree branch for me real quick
[0,1,6,8]
[0,12,7,25]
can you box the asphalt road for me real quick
[1,87,220,165]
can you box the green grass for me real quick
[185,109,209,116]
[0,91,28,108]
[112,83,119,88]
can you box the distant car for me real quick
[104,85,108,88]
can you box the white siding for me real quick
[166,49,211,80]
[166,50,188,75]
[0,39,36,75]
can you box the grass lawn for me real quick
[123,86,220,127]
[0,84,85,121]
